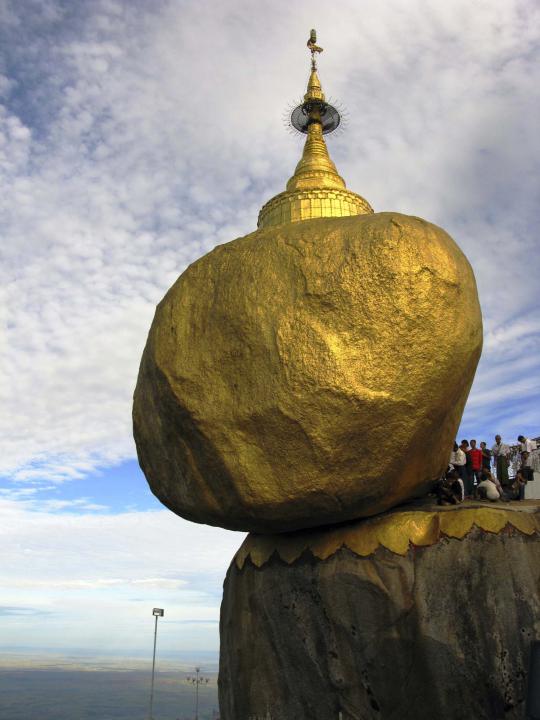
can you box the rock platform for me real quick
[219,500,540,720]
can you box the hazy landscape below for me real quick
[0,652,219,720]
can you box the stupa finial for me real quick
[286,32,344,194]
[306,28,323,71]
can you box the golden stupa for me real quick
[258,54,372,228]
[133,32,483,533]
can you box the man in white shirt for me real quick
[518,435,537,455]
[476,478,501,501]
[450,442,466,475]
[492,435,510,486]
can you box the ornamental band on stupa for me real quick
[133,29,483,533]
[133,31,540,720]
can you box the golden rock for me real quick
[133,36,483,532]
[133,211,482,532]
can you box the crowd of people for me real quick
[436,434,539,506]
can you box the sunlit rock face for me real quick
[133,212,482,532]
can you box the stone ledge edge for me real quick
[234,506,540,570]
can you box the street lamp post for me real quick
[186,667,210,720]
[195,667,201,720]
[149,608,164,720]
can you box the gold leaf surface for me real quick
[234,501,540,569]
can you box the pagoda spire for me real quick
[286,66,346,193]
[257,30,373,229]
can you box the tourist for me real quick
[480,468,505,498]
[436,469,464,505]
[450,441,466,483]
[521,450,532,470]
[512,467,528,501]
[476,472,501,502]
[520,452,534,481]
[480,441,491,472]
[492,435,511,488]
[468,439,483,485]
[528,443,540,474]
[460,440,474,497]
[518,435,537,455]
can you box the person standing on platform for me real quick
[460,439,473,497]
[480,441,491,472]
[519,437,540,487]
[520,452,534,480]
[450,441,466,482]
[518,435,537,455]
[492,435,511,488]
[468,439,483,486]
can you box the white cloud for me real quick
[8,577,188,590]
[0,499,243,651]
[0,499,243,582]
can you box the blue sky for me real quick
[1,0,539,659]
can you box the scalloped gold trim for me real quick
[234,502,540,570]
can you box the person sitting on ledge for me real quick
[475,470,501,502]
[512,452,534,500]
[481,468,504,496]
[436,469,464,505]
[511,466,528,501]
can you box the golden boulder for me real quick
[133,211,482,532]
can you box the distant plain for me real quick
[0,653,219,720]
